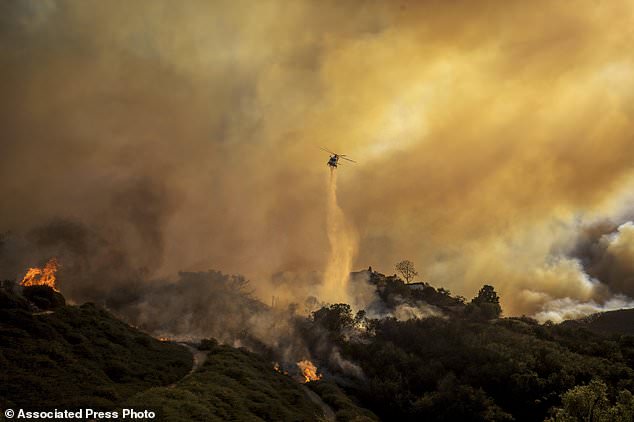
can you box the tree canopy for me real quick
[395,260,418,283]
[467,284,502,319]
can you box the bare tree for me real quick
[395,260,418,283]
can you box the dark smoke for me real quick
[571,220,634,297]
[0,177,173,303]
[1,213,357,375]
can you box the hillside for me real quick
[125,338,376,421]
[4,272,634,421]
[334,316,634,421]
[0,285,192,410]
[125,342,326,421]
[0,283,374,421]
[561,308,634,336]
[301,272,634,421]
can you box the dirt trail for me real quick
[168,343,209,387]
[180,343,209,374]
[169,343,335,421]
[301,385,336,422]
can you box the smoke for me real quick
[522,220,634,322]
[533,295,634,324]
[0,177,173,305]
[392,302,444,321]
[572,221,634,297]
[320,169,358,304]
[328,349,364,379]
[2,0,634,321]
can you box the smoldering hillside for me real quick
[0,208,436,378]
[2,0,634,323]
[0,210,360,373]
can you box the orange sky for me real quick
[2,0,634,317]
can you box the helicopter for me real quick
[320,147,356,168]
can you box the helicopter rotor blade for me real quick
[320,147,337,155]
[340,156,356,163]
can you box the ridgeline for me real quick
[3,270,634,421]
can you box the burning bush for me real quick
[297,359,322,383]
[20,258,60,291]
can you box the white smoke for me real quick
[526,223,634,323]
[533,294,634,323]
[328,349,364,379]
[392,302,445,321]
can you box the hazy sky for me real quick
[2,0,634,317]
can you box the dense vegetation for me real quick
[304,272,634,421]
[0,284,345,421]
[546,378,634,421]
[307,380,378,421]
[343,316,634,421]
[0,285,192,410]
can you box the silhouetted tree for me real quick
[312,303,354,334]
[467,284,502,319]
[473,285,500,305]
[354,309,367,329]
[395,260,418,283]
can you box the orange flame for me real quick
[20,258,59,291]
[159,337,171,342]
[297,360,322,383]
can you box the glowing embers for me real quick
[21,258,59,291]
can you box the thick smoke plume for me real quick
[2,0,634,322]
[572,222,634,298]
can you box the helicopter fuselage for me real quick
[321,148,355,168]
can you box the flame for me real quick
[297,360,322,383]
[20,258,59,291]
[159,337,171,342]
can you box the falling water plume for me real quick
[320,168,357,304]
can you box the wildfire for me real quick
[20,258,59,291]
[296,360,322,383]
[159,337,172,342]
